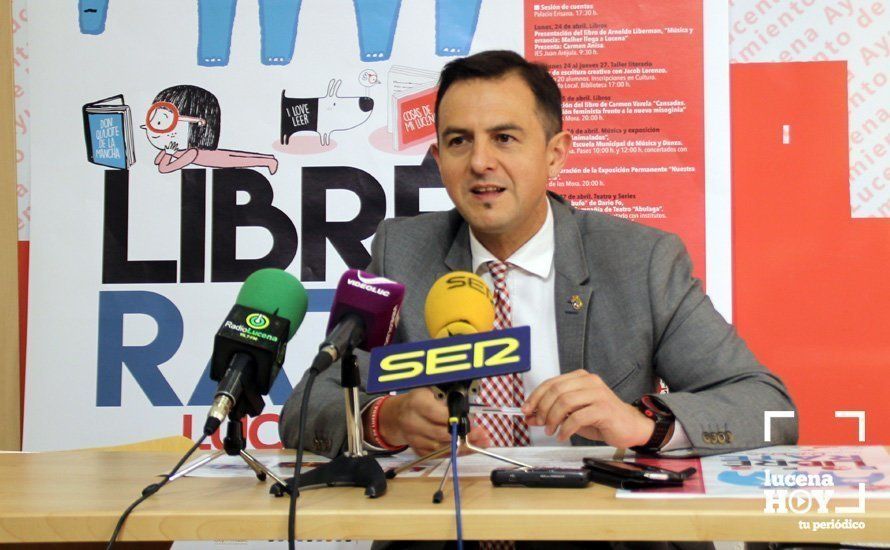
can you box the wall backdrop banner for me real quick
[728,0,889,219]
[25,0,724,452]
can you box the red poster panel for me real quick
[732,62,890,445]
[525,1,705,281]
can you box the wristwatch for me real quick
[629,395,675,454]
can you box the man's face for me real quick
[432,73,567,245]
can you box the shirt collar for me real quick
[469,201,554,279]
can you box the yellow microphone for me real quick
[425,271,495,338]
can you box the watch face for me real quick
[633,396,675,451]
[641,395,673,418]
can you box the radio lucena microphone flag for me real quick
[367,271,531,394]
[309,269,405,374]
[205,268,308,435]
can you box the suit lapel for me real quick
[444,222,473,273]
[551,197,594,375]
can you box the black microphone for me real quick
[204,269,308,436]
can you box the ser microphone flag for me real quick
[205,268,308,435]
[367,271,530,394]
[367,326,531,393]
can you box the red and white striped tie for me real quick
[476,260,531,447]
[478,262,528,550]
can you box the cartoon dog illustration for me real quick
[281,79,374,146]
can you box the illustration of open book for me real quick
[82,94,136,169]
[388,66,439,151]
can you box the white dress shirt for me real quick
[469,204,567,446]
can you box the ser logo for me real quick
[366,326,531,393]
[446,274,491,298]
[378,337,519,383]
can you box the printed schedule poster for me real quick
[525,1,705,278]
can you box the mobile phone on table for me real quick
[491,467,590,488]
[583,457,696,483]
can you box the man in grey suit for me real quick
[280,50,797,460]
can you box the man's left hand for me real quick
[522,369,657,448]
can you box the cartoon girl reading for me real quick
[142,85,278,174]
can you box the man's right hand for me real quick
[377,388,491,456]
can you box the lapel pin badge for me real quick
[568,295,584,311]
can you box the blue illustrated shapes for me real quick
[197,0,238,67]
[78,0,110,35]
[717,470,767,487]
[352,0,402,62]
[259,0,303,65]
[82,0,484,65]
[436,0,482,56]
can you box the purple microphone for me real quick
[310,269,405,374]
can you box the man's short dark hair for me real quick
[435,50,563,138]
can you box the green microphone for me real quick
[206,269,308,435]
[235,268,308,339]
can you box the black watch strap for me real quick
[629,395,675,454]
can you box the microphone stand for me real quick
[276,348,388,498]
[168,416,288,488]
[384,381,532,503]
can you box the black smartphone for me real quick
[490,467,590,488]
[583,457,696,482]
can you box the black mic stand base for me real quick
[275,453,387,498]
[169,419,289,491]
[384,436,533,480]
[272,349,387,499]
[384,382,533,503]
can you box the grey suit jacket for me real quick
[280,194,798,456]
